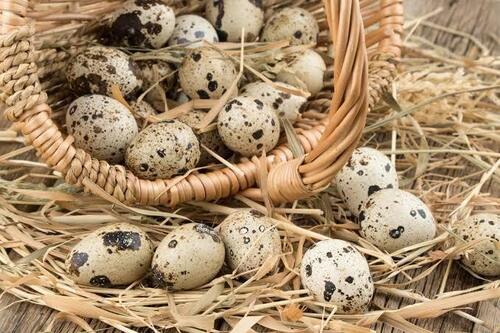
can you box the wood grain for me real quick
[0,0,498,332]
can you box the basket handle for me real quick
[266,0,369,202]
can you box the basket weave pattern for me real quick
[0,0,403,207]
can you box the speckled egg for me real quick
[66,95,138,163]
[453,213,499,277]
[168,14,219,47]
[359,189,436,253]
[240,81,307,123]
[179,47,238,100]
[217,96,280,156]
[129,100,156,128]
[300,239,374,313]
[206,0,264,42]
[66,223,153,287]
[219,209,281,275]
[261,7,319,45]
[178,110,231,165]
[126,120,200,179]
[335,147,399,216]
[136,60,176,111]
[108,0,175,48]
[66,46,142,97]
[276,49,326,94]
[151,223,225,290]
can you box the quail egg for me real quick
[217,96,280,156]
[178,110,231,165]
[261,7,319,45]
[126,120,200,179]
[151,223,225,290]
[108,0,175,48]
[335,147,399,216]
[240,81,307,123]
[66,95,138,163]
[129,100,156,128]
[300,239,374,313]
[276,49,326,94]
[359,189,436,253]
[205,0,264,42]
[179,47,238,100]
[168,14,219,47]
[219,209,281,275]
[453,213,499,277]
[136,60,176,111]
[66,46,142,97]
[66,223,154,287]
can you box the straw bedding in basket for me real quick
[0,0,402,207]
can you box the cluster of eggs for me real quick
[66,209,282,289]
[331,147,499,275]
[64,0,326,180]
[63,0,499,314]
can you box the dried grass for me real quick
[0,11,499,333]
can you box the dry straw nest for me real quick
[0,1,500,333]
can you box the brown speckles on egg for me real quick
[65,223,153,287]
[218,96,280,156]
[66,95,138,163]
[66,46,141,97]
[108,0,175,49]
[300,239,373,313]
[125,120,200,179]
[168,14,218,47]
[68,251,88,277]
[179,47,237,100]
[359,189,436,252]
[152,223,224,290]
[219,209,281,276]
[206,0,263,42]
[102,231,141,251]
[261,7,319,46]
[453,213,499,276]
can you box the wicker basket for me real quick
[0,0,403,207]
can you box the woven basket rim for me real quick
[0,0,404,207]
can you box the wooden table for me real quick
[0,0,498,332]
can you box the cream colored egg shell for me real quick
[108,0,175,49]
[205,0,264,42]
[454,213,500,277]
[277,49,326,95]
[240,81,307,123]
[177,110,231,165]
[136,60,176,110]
[66,46,142,97]
[300,239,374,313]
[151,223,225,290]
[66,95,138,164]
[335,147,399,216]
[125,120,200,179]
[66,223,153,287]
[217,96,280,157]
[219,209,281,274]
[359,189,436,253]
[168,14,219,46]
[261,7,319,45]
[129,100,156,128]
[179,47,238,99]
